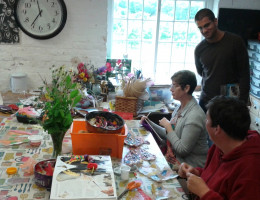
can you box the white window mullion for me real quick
[139,0,145,67]
[153,0,162,78]
[184,0,192,69]
[171,0,178,70]
[107,0,113,58]
[126,0,130,54]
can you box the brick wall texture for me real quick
[0,0,107,92]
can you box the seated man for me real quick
[178,96,260,200]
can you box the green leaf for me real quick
[59,110,65,118]
[71,83,77,89]
[65,76,71,88]
[70,90,79,99]
[54,110,59,117]
[72,95,82,107]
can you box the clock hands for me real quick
[31,1,42,27]
[31,9,43,27]
[37,0,42,17]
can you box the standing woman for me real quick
[141,70,208,168]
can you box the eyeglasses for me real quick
[170,84,180,89]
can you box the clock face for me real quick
[14,0,67,39]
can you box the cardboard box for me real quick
[71,120,127,158]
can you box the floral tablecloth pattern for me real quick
[0,117,188,200]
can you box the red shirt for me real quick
[197,130,260,200]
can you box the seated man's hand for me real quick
[186,172,210,198]
[178,162,200,178]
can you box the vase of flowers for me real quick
[96,62,114,81]
[74,61,96,90]
[40,66,82,158]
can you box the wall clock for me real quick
[14,0,67,39]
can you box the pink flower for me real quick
[116,59,121,65]
[107,66,113,72]
[106,62,111,68]
[116,59,123,69]
[104,62,113,72]
[127,73,134,78]
[77,62,84,72]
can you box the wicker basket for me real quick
[115,96,143,116]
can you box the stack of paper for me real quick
[50,155,117,200]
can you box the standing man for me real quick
[194,8,250,112]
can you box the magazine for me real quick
[50,155,117,200]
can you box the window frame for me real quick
[107,0,218,84]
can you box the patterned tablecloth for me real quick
[0,117,188,200]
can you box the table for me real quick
[0,116,188,200]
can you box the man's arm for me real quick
[235,38,250,103]
[195,50,203,76]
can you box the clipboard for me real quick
[144,118,165,146]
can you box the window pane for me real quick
[185,42,197,63]
[170,63,185,74]
[157,43,172,62]
[142,21,157,41]
[173,22,188,42]
[185,63,198,78]
[111,41,126,58]
[159,22,173,41]
[187,22,200,42]
[114,0,128,19]
[128,20,142,40]
[141,61,155,79]
[171,42,186,62]
[190,1,205,20]
[175,1,189,21]
[161,0,175,21]
[113,20,127,40]
[127,41,141,59]
[129,0,143,19]
[141,42,155,61]
[144,0,158,20]
[155,63,171,83]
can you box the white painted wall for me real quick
[0,0,107,92]
[219,0,260,9]
[1,0,259,92]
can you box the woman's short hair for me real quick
[195,8,216,22]
[171,70,197,95]
[206,96,250,140]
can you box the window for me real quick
[107,0,213,84]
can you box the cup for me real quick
[28,135,43,147]
[120,165,131,180]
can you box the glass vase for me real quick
[51,132,66,159]
[85,82,92,90]
[92,83,101,95]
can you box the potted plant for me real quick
[40,65,82,158]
